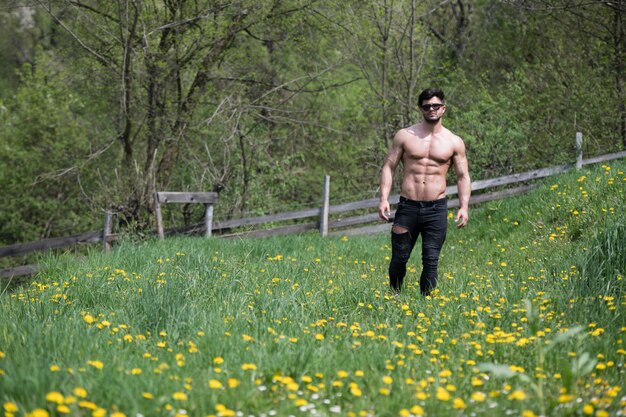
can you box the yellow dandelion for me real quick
[110,412,126,417]
[227,378,240,388]
[4,402,18,412]
[26,409,50,417]
[131,368,142,375]
[315,333,325,341]
[349,383,362,397]
[172,392,188,401]
[209,379,223,389]
[87,360,104,369]
[452,397,466,409]
[93,407,106,417]
[56,404,70,414]
[410,405,425,416]
[241,363,257,371]
[508,390,527,400]
[436,387,450,401]
[213,357,224,364]
[471,391,486,402]
[78,401,97,410]
[142,392,154,399]
[73,387,88,398]
[382,375,393,385]
[45,391,65,404]
[582,404,594,415]
[337,370,349,378]
[521,411,537,417]
[379,387,390,396]
[49,364,61,372]
[83,314,95,324]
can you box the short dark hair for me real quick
[418,88,445,106]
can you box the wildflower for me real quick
[83,314,95,324]
[213,357,224,365]
[172,392,188,401]
[49,364,61,372]
[453,398,466,409]
[436,387,450,401]
[521,411,537,417]
[379,387,390,396]
[73,387,88,398]
[349,383,363,397]
[78,401,97,410]
[337,370,349,378]
[410,405,425,416]
[471,391,486,402]
[4,402,18,412]
[56,404,70,414]
[45,391,65,404]
[110,412,126,417]
[315,333,325,341]
[131,368,142,375]
[26,409,49,417]
[241,363,257,371]
[87,360,104,369]
[209,379,223,389]
[142,392,154,399]
[508,390,527,400]
[227,378,240,388]
[382,376,393,385]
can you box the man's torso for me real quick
[398,125,457,201]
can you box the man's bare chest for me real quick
[403,138,454,165]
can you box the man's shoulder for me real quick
[442,127,465,145]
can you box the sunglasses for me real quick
[421,103,444,111]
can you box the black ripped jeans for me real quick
[389,196,448,295]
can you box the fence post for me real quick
[320,175,330,237]
[576,132,583,170]
[154,193,165,240]
[103,211,112,254]
[204,204,213,237]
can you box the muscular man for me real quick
[378,88,471,295]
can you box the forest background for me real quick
[0,0,624,246]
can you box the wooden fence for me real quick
[2,144,625,280]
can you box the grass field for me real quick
[1,161,625,417]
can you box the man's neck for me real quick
[420,120,444,134]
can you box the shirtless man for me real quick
[378,88,471,295]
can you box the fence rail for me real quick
[1,146,625,280]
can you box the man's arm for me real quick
[452,138,471,228]
[379,133,403,221]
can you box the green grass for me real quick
[1,161,625,417]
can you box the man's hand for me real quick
[379,200,391,222]
[454,208,469,228]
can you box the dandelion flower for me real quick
[73,387,88,398]
[209,379,223,389]
[172,392,188,401]
[436,387,450,401]
[4,402,18,412]
[45,392,65,404]
[508,390,527,401]
[26,409,50,417]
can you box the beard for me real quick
[422,113,442,124]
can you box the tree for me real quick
[33,0,342,226]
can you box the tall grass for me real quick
[1,162,624,417]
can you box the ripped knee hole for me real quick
[392,225,409,234]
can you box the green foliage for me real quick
[0,50,102,244]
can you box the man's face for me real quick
[419,97,445,124]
